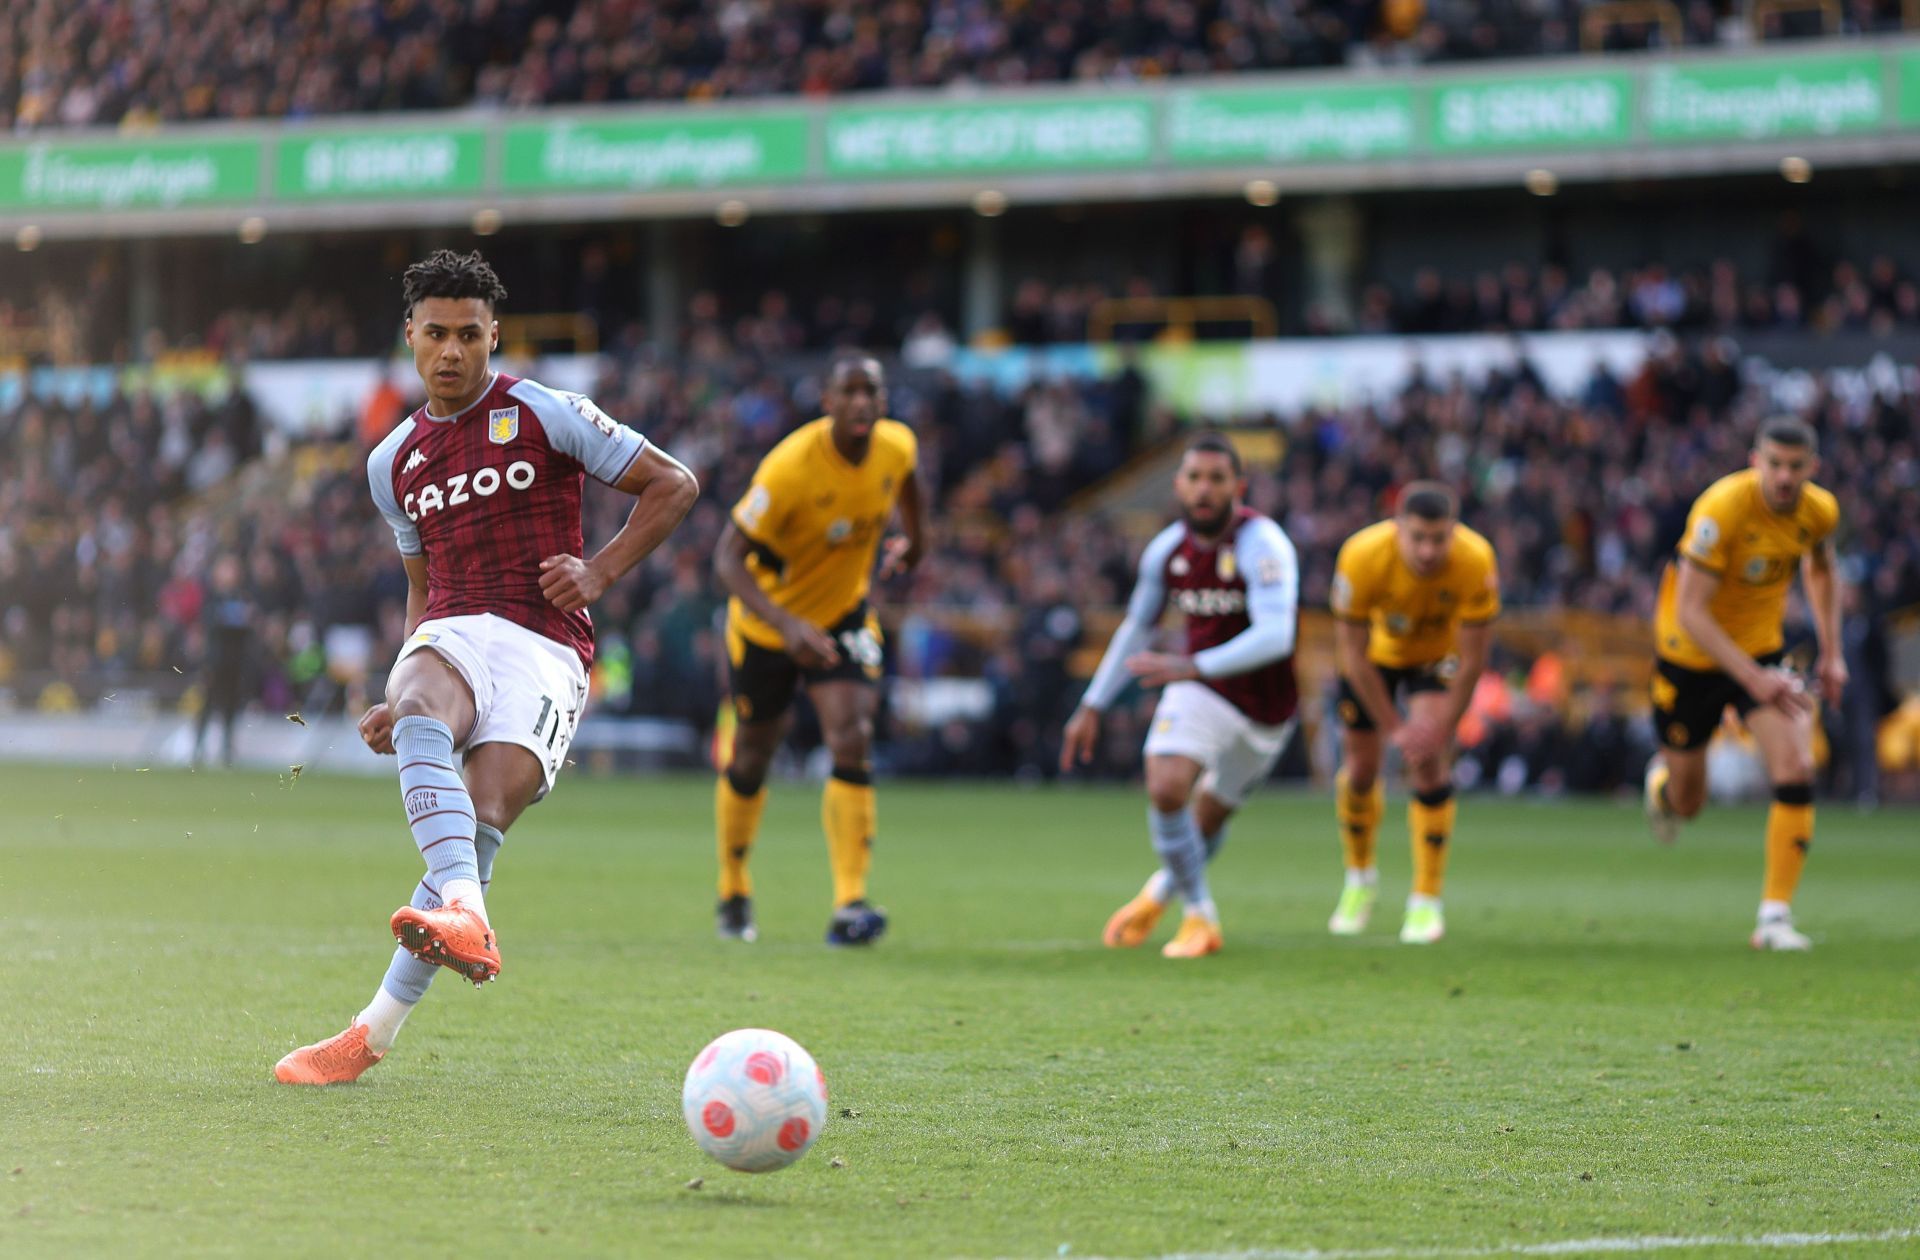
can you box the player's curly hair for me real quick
[402,249,508,315]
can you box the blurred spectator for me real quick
[193,553,255,767]
[20,0,1895,133]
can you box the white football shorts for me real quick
[1141,680,1295,808]
[396,613,587,800]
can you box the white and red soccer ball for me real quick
[682,1029,828,1173]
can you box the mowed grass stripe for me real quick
[0,766,1914,1260]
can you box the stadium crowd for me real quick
[2,317,1915,795]
[13,246,1920,367]
[4,0,1909,130]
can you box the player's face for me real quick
[826,363,885,443]
[1174,451,1241,537]
[406,297,497,409]
[1396,513,1455,577]
[1750,439,1817,514]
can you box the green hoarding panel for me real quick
[276,129,486,199]
[825,99,1155,176]
[1166,84,1416,163]
[1430,72,1634,151]
[0,139,259,211]
[502,114,810,190]
[1645,53,1884,141]
[1890,49,1920,125]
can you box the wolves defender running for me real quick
[274,251,697,1084]
[711,358,924,946]
[1644,417,1843,951]
[1326,483,1499,945]
[1061,434,1300,960]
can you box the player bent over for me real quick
[1643,417,1843,951]
[1326,484,1499,945]
[710,358,924,946]
[1061,434,1300,959]
[274,250,697,1084]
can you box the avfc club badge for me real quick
[1218,550,1237,581]
[827,518,853,544]
[488,406,521,444]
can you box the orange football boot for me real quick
[1102,891,1167,948]
[390,901,500,985]
[274,1023,383,1085]
[1160,912,1223,959]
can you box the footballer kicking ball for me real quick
[682,1029,828,1173]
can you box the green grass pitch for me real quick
[1,765,1915,1259]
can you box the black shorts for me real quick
[726,604,883,725]
[1336,660,1452,732]
[1652,651,1784,752]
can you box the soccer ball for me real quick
[682,1028,828,1173]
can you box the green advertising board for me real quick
[1900,49,1920,124]
[1166,84,1415,163]
[502,113,810,191]
[1645,53,1884,141]
[0,138,259,211]
[1431,72,1634,151]
[825,98,1155,176]
[276,128,486,199]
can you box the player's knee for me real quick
[1146,777,1191,815]
[824,720,872,767]
[1344,762,1379,793]
[1666,774,1706,818]
[724,760,768,797]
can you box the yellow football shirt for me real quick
[1654,469,1838,671]
[1331,519,1501,669]
[727,417,918,651]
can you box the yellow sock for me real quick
[822,769,876,908]
[716,773,768,899]
[1409,788,1457,898]
[1763,785,1814,905]
[1335,768,1385,871]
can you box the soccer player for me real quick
[1643,417,1844,951]
[711,357,923,946]
[1325,483,1499,945]
[1060,433,1300,960]
[274,250,698,1084]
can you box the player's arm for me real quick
[1802,538,1846,705]
[879,461,925,580]
[1134,519,1299,688]
[1427,551,1499,741]
[540,445,699,613]
[713,521,840,670]
[1330,542,1400,735]
[358,553,433,757]
[1673,559,1810,716]
[1336,622,1402,737]
[1437,621,1491,734]
[401,554,429,636]
[1061,530,1173,771]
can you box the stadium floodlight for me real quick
[1243,179,1279,207]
